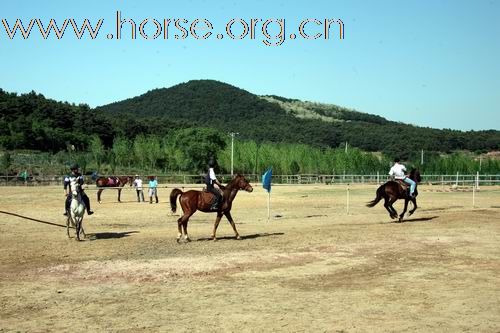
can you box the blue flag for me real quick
[262,168,272,192]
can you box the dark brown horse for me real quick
[366,169,422,222]
[96,176,133,203]
[170,174,253,242]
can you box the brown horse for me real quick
[169,174,253,242]
[366,169,422,222]
[96,176,133,203]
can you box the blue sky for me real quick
[1,0,499,131]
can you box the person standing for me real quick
[148,176,159,204]
[133,175,145,202]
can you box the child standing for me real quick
[148,176,158,204]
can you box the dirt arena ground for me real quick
[1,183,499,332]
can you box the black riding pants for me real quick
[65,192,91,212]
[206,184,222,205]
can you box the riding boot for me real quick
[211,195,222,210]
[82,194,94,215]
[155,196,159,204]
[63,196,71,215]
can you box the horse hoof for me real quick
[236,236,241,240]
[212,237,217,242]
[176,238,181,243]
[185,237,191,242]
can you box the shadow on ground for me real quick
[196,232,285,241]
[88,231,139,240]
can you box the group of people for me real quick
[63,165,160,216]
[63,157,416,216]
[132,175,159,204]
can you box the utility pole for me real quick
[230,132,238,176]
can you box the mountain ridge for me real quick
[95,79,500,155]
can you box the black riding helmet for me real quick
[70,163,79,171]
[208,159,216,168]
[394,158,401,163]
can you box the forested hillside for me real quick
[96,80,500,157]
[1,81,499,175]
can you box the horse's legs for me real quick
[97,189,103,203]
[182,219,190,242]
[79,215,85,239]
[66,215,71,238]
[224,211,241,240]
[388,198,398,219]
[409,198,418,216]
[118,189,122,202]
[211,213,224,241]
[399,199,409,222]
[384,197,397,219]
[176,211,194,243]
[177,217,183,242]
[75,217,81,241]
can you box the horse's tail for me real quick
[170,188,183,213]
[366,184,385,207]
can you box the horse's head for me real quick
[127,176,134,186]
[410,168,422,183]
[70,181,80,197]
[231,174,253,192]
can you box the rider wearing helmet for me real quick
[389,158,416,198]
[63,164,94,216]
[205,158,224,210]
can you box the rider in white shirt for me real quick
[133,175,145,202]
[205,159,224,210]
[389,158,416,197]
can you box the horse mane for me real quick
[409,168,421,183]
[224,174,244,191]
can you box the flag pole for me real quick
[267,191,271,222]
[262,167,272,222]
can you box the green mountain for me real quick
[96,80,500,156]
[1,80,499,158]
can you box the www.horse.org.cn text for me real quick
[0,12,345,46]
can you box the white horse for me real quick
[66,180,86,241]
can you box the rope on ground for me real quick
[0,210,68,228]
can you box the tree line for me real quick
[2,133,499,177]
[1,83,499,177]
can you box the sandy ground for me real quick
[1,184,500,332]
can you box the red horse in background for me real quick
[95,176,133,203]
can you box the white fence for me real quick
[0,173,498,186]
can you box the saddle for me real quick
[201,189,224,209]
[396,179,410,196]
[108,177,116,186]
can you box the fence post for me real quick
[472,184,476,208]
[346,183,350,215]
